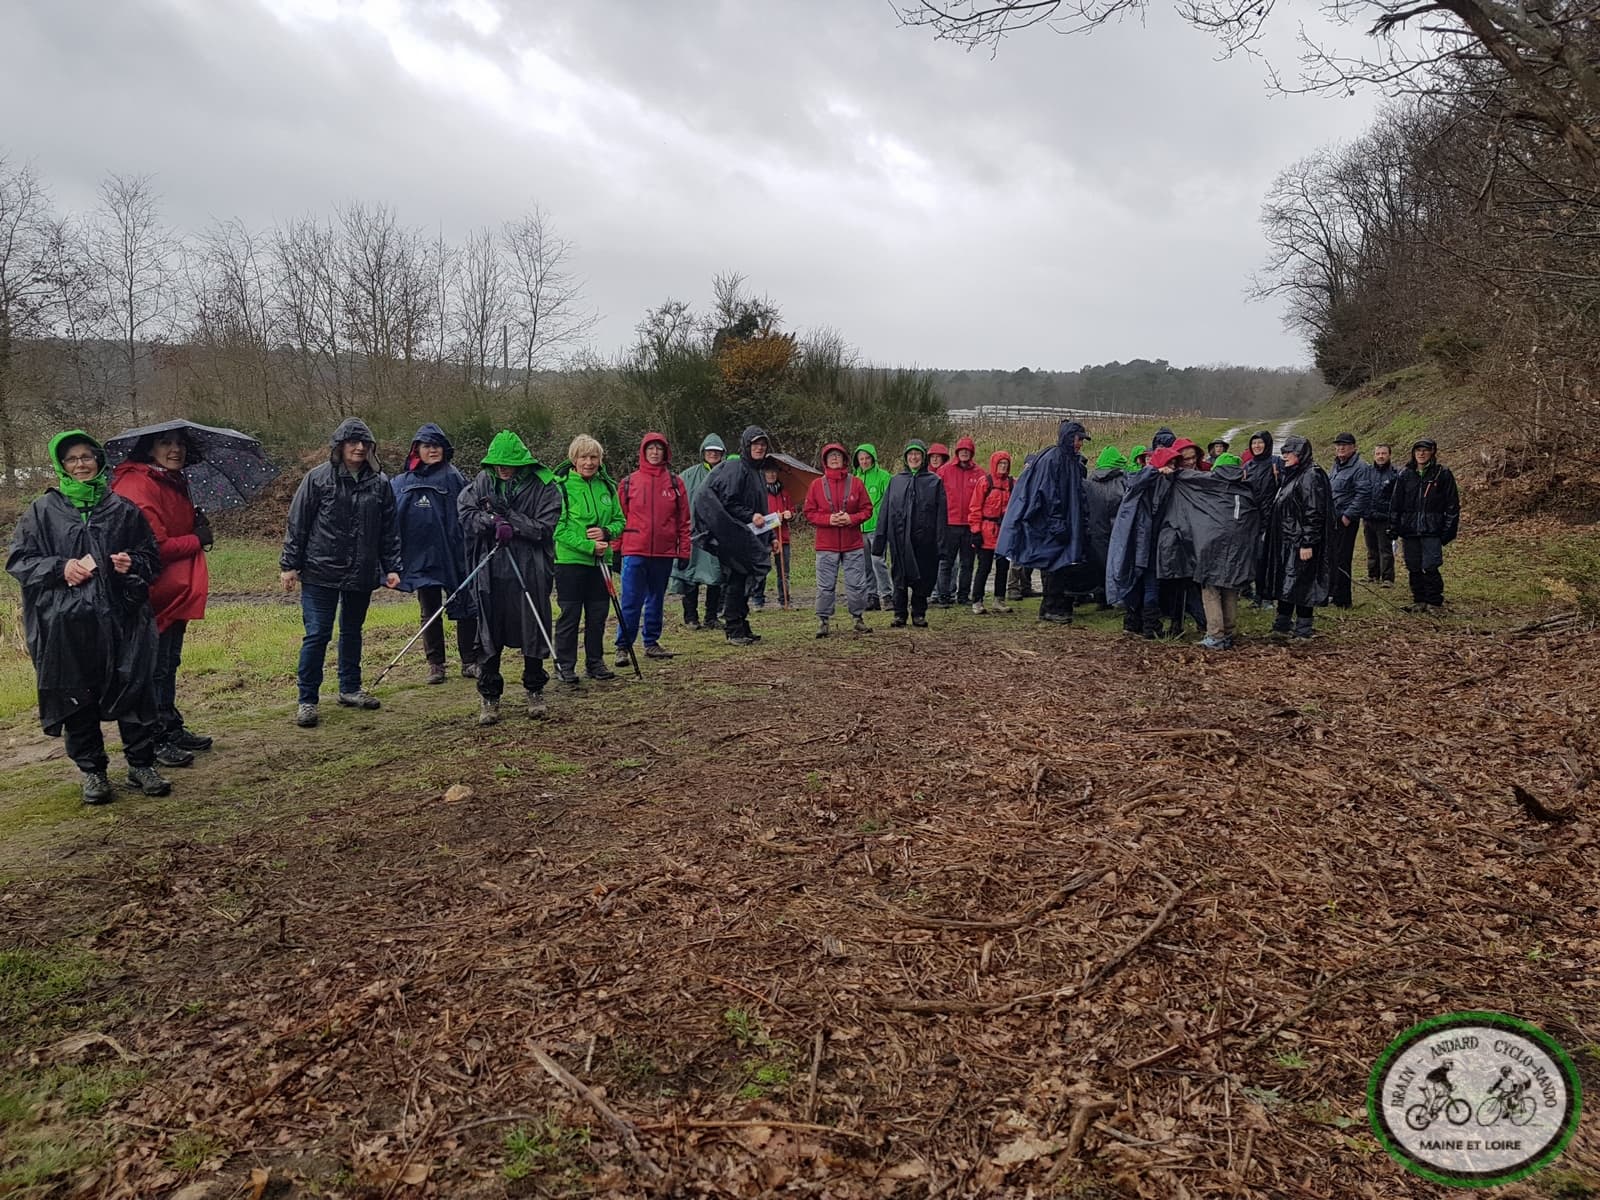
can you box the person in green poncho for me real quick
[552,434,624,685]
[6,431,170,804]
[669,434,726,629]
[854,444,893,611]
[459,430,562,724]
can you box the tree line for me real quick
[933,361,1327,418]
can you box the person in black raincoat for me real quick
[391,423,478,684]
[1242,431,1281,607]
[871,439,947,627]
[1106,447,1178,638]
[1365,443,1400,586]
[459,430,563,723]
[1083,446,1128,610]
[695,425,774,646]
[1263,433,1335,639]
[280,417,402,727]
[7,431,170,803]
[996,419,1089,624]
[1389,438,1460,612]
[1181,454,1260,649]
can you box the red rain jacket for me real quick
[110,460,209,633]
[967,451,1014,551]
[1170,438,1211,471]
[937,436,983,527]
[803,443,872,553]
[618,433,691,559]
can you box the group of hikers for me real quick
[6,416,1459,805]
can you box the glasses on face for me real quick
[62,454,99,466]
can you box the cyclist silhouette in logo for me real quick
[1478,1065,1537,1126]
[1406,1059,1472,1130]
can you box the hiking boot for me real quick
[295,702,319,728]
[1222,635,1237,650]
[1198,634,1229,650]
[726,629,757,646]
[168,727,213,752]
[644,643,673,659]
[991,600,1011,614]
[1293,618,1316,640]
[912,617,929,628]
[683,617,702,631]
[879,594,894,612]
[478,698,501,727]
[955,594,970,606]
[866,595,881,611]
[154,741,194,768]
[1381,580,1394,589]
[703,617,721,632]
[526,690,548,719]
[81,771,113,806]
[588,663,618,682]
[554,664,581,687]
[426,662,447,685]
[615,649,632,668]
[126,765,172,797]
[816,619,831,639]
[461,661,480,678]
[337,690,381,710]
[852,617,873,635]
[1039,612,1073,625]
[890,616,907,628]
[971,602,987,615]
[1005,582,1022,601]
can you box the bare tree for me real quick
[189,218,278,421]
[502,206,598,395]
[455,226,507,390]
[0,157,64,484]
[88,172,177,423]
[272,216,347,417]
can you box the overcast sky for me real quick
[1,0,1379,371]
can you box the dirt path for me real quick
[4,619,1598,1197]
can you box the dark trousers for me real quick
[720,566,753,632]
[298,583,372,703]
[153,620,187,737]
[554,563,610,672]
[1040,568,1077,620]
[476,650,549,700]
[618,556,674,648]
[1124,566,1162,633]
[753,543,791,606]
[1159,578,1206,633]
[1276,600,1315,632]
[416,586,480,667]
[971,548,1009,601]
[1364,521,1395,583]
[63,704,156,773]
[893,576,934,620]
[1402,537,1445,605]
[1329,518,1361,606]
[936,527,978,602]
[682,583,722,625]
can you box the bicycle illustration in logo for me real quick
[1405,1061,1472,1131]
[1477,1067,1537,1128]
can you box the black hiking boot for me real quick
[912,616,929,628]
[154,741,194,768]
[554,664,581,687]
[337,690,381,710]
[1293,617,1315,640]
[853,617,873,635]
[644,643,674,659]
[169,727,213,752]
[126,765,172,797]
[890,616,907,628]
[426,662,447,684]
[704,617,721,632]
[587,663,618,682]
[81,771,113,805]
[726,622,757,646]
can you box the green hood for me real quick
[699,433,726,457]
[483,430,535,467]
[853,443,881,471]
[1095,445,1129,472]
[1128,444,1148,468]
[1213,452,1242,467]
[48,430,109,513]
[902,438,928,474]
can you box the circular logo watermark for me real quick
[1368,1011,1582,1187]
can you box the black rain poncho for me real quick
[459,461,563,659]
[693,426,773,578]
[1156,462,1261,589]
[996,420,1088,572]
[1263,435,1336,607]
[870,439,948,582]
[7,448,161,735]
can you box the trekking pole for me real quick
[501,546,559,663]
[371,546,498,689]
[596,556,643,679]
[773,520,789,609]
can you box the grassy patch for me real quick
[0,947,99,1032]
[1292,363,1480,455]
[164,1128,227,1171]
[0,1126,109,1193]
[501,1115,590,1183]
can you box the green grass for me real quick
[501,1116,590,1182]
[164,1129,226,1171]
[0,947,99,1031]
[1291,363,1480,457]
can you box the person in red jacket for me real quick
[803,442,874,638]
[967,450,1014,615]
[614,432,691,663]
[109,429,212,767]
[935,435,983,606]
[753,461,796,608]
[1172,438,1210,471]
[927,443,950,472]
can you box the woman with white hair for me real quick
[551,434,624,685]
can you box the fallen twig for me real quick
[528,1044,664,1180]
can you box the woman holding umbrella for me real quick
[111,427,213,766]
[7,431,170,803]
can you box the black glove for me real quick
[193,511,214,551]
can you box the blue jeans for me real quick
[298,583,372,703]
[616,556,674,649]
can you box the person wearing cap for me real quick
[1327,432,1375,608]
[1205,438,1230,467]
[1365,443,1399,586]
[8,431,170,803]
[460,431,561,724]
[1389,438,1459,612]
[804,443,874,637]
[390,423,478,685]
[280,417,402,728]
[1264,434,1335,639]
[934,436,983,606]
[996,419,1090,625]
[670,434,727,630]
[872,440,947,627]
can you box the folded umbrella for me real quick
[104,419,280,513]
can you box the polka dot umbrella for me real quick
[104,419,281,513]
